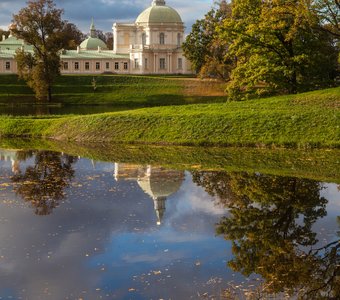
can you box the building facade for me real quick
[0,0,192,75]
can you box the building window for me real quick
[74,62,79,70]
[145,58,148,69]
[178,58,183,69]
[5,61,10,70]
[142,33,146,46]
[96,62,100,70]
[134,58,139,69]
[85,62,90,70]
[63,62,68,70]
[160,33,165,45]
[106,62,110,69]
[177,33,181,47]
[115,62,119,70]
[160,58,166,69]
[123,62,128,70]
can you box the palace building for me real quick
[0,0,192,75]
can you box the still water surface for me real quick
[0,147,339,299]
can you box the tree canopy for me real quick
[183,0,339,100]
[182,0,233,80]
[12,0,69,102]
[62,22,86,50]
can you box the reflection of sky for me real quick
[0,157,235,299]
[0,155,339,299]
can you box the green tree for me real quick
[62,22,85,50]
[182,0,233,79]
[12,0,68,102]
[11,151,76,215]
[0,29,10,41]
[312,0,340,38]
[218,0,338,99]
[193,170,340,298]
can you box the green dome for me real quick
[80,37,108,50]
[136,0,182,24]
[0,35,33,51]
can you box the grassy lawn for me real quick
[0,86,339,148]
[0,74,226,107]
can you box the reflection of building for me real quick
[0,149,21,174]
[114,163,184,225]
[0,0,191,75]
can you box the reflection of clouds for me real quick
[165,173,227,235]
[172,173,226,215]
[322,183,340,207]
[0,158,230,299]
[122,249,185,264]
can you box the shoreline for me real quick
[0,85,339,149]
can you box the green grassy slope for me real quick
[0,74,226,106]
[0,87,339,148]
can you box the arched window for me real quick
[160,33,165,45]
[142,33,146,46]
[177,33,181,47]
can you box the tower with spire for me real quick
[90,18,97,38]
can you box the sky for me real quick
[0,0,213,34]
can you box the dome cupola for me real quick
[80,19,108,50]
[136,0,183,24]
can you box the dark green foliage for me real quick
[184,0,339,99]
[219,0,339,99]
[182,0,233,79]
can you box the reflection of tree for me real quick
[192,171,339,299]
[11,151,76,215]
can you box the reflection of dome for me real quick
[137,167,184,199]
[137,166,184,225]
[80,19,108,50]
[136,0,183,24]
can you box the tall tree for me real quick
[219,0,338,99]
[12,0,68,102]
[182,0,233,79]
[62,22,86,50]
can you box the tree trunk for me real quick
[289,69,297,94]
[47,85,52,102]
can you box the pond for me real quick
[0,143,339,299]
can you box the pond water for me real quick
[0,146,339,299]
